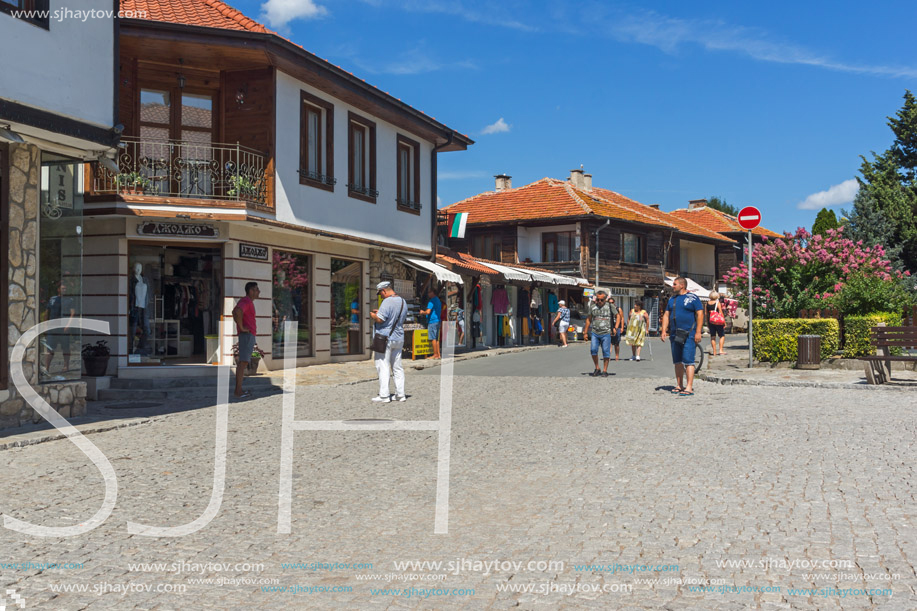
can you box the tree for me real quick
[857,90,917,272]
[706,196,739,216]
[811,208,839,236]
[841,189,904,268]
[721,227,911,318]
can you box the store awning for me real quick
[665,276,710,301]
[508,266,556,284]
[399,258,463,284]
[539,271,587,286]
[479,262,536,282]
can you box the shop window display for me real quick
[39,157,83,382]
[272,251,311,358]
[330,258,361,356]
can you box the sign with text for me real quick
[137,222,219,238]
[738,206,762,230]
[239,243,268,261]
[412,329,433,359]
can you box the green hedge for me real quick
[753,318,840,362]
[842,312,903,357]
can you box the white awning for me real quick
[479,262,536,282]
[539,271,587,286]
[508,266,556,284]
[399,258,463,284]
[665,276,710,301]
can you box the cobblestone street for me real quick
[1,349,916,610]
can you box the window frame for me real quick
[347,111,377,204]
[395,134,421,214]
[0,143,9,390]
[299,90,335,192]
[621,232,647,265]
[542,231,576,262]
[0,0,50,29]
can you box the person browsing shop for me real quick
[370,281,408,402]
[419,288,442,359]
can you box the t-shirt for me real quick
[558,306,570,324]
[350,300,359,324]
[235,296,257,335]
[666,293,703,332]
[375,296,407,343]
[588,302,614,335]
[426,296,442,325]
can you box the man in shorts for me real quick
[232,282,260,399]
[660,277,704,396]
[584,290,614,377]
[420,288,442,359]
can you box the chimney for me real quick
[494,173,512,191]
[688,198,708,209]
[569,168,584,189]
[649,204,660,209]
[583,173,592,191]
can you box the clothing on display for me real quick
[517,289,530,318]
[547,292,559,313]
[491,286,510,315]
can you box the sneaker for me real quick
[395,395,407,402]
[602,371,609,378]
[371,396,391,403]
[635,356,641,361]
[589,369,601,377]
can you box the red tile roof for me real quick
[122,0,274,33]
[669,206,782,238]
[437,252,499,276]
[442,178,734,243]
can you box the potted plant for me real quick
[231,342,265,375]
[81,340,111,377]
[228,175,258,200]
[115,171,151,195]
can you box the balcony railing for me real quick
[92,137,270,209]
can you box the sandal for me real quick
[670,387,685,394]
[678,390,695,397]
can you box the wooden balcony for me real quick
[90,137,272,212]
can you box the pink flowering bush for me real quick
[722,227,913,318]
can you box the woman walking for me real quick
[624,300,650,361]
[707,291,727,356]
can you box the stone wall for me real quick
[368,249,416,289]
[2,143,86,430]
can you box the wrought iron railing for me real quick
[396,197,421,211]
[92,137,269,208]
[346,183,379,198]
[298,169,336,186]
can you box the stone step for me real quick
[97,385,282,402]
[110,376,278,390]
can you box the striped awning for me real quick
[479,262,536,282]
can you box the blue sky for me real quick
[235,0,916,233]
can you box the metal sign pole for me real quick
[748,230,753,368]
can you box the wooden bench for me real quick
[861,324,917,384]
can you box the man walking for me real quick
[584,290,614,377]
[370,281,408,402]
[232,282,260,399]
[419,287,442,359]
[660,277,704,396]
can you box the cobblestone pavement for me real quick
[1,356,916,610]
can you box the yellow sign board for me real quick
[412,329,433,359]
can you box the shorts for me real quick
[709,323,725,338]
[237,331,256,363]
[670,334,698,367]
[610,329,621,346]
[590,332,611,359]
[427,323,440,341]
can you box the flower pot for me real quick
[83,356,110,377]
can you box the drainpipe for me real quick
[431,132,455,262]
[594,219,611,286]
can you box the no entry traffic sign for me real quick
[738,206,762,230]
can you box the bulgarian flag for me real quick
[448,212,469,238]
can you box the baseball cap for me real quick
[558,300,566,306]
[376,281,392,293]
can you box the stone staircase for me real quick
[96,375,282,403]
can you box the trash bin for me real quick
[797,335,822,369]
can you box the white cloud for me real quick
[598,9,917,79]
[438,170,488,180]
[797,179,859,210]
[260,0,327,29]
[481,118,511,135]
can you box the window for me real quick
[472,235,501,262]
[273,251,312,358]
[542,231,576,262]
[330,258,362,355]
[347,112,377,202]
[396,134,421,212]
[622,233,646,264]
[299,90,335,191]
[0,0,49,28]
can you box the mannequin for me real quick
[129,262,152,354]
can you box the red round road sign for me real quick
[737,206,762,230]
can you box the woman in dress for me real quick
[707,291,727,356]
[624,300,650,361]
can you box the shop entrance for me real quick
[128,244,223,365]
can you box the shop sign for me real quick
[239,243,268,261]
[583,288,595,299]
[607,287,639,297]
[412,329,433,359]
[137,222,219,238]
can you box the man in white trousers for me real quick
[369,281,408,402]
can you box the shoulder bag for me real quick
[372,298,405,353]
[671,297,690,345]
